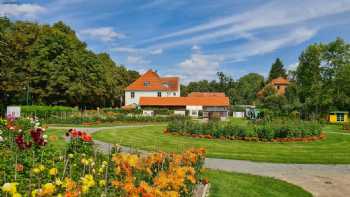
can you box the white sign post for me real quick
[6,106,21,118]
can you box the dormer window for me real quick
[144,81,150,87]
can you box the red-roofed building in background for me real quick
[125,69,230,119]
[257,77,290,96]
[125,70,180,106]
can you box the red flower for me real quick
[82,134,92,142]
[71,130,78,137]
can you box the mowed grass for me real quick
[92,124,350,164]
[205,170,311,197]
[45,129,67,149]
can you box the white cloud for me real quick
[113,47,162,55]
[0,3,46,18]
[79,27,125,42]
[126,55,150,66]
[192,45,200,51]
[143,0,350,49]
[178,53,222,83]
[150,48,163,55]
[223,27,317,61]
[112,47,139,53]
[287,62,299,71]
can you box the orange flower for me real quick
[15,164,24,172]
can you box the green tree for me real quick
[268,58,287,81]
[237,73,265,104]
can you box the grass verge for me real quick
[205,170,311,197]
[92,124,350,164]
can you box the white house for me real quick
[124,69,180,106]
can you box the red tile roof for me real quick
[271,77,289,85]
[188,92,226,97]
[125,70,179,91]
[139,96,229,107]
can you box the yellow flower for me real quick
[80,174,95,193]
[127,155,139,167]
[32,168,40,174]
[49,168,58,176]
[38,164,45,172]
[55,178,63,186]
[13,193,22,197]
[42,183,56,195]
[98,180,106,187]
[2,182,18,194]
[31,189,38,197]
[81,158,89,165]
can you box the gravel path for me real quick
[51,125,350,197]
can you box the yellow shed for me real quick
[329,111,349,123]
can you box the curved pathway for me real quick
[51,125,350,197]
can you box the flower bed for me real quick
[0,117,206,197]
[166,119,323,142]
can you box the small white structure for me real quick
[174,110,186,116]
[232,112,245,118]
[143,110,154,116]
[6,106,21,118]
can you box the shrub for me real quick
[167,119,321,141]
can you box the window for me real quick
[337,113,344,122]
[173,92,176,96]
[131,92,135,98]
[276,85,280,90]
[157,92,161,97]
[144,81,150,86]
[191,110,198,116]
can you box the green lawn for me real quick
[205,170,311,197]
[92,124,350,164]
[45,129,67,149]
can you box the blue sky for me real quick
[2,0,350,83]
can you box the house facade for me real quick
[124,70,180,106]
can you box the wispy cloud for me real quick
[0,3,46,18]
[223,27,317,61]
[143,0,350,49]
[79,27,125,42]
[112,47,163,55]
[126,55,150,67]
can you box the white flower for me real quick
[43,135,48,139]
[35,123,40,126]
[0,136,4,142]
[18,129,22,133]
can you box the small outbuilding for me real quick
[329,111,349,123]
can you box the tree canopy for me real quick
[268,58,287,81]
[0,17,139,109]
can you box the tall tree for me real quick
[268,58,287,81]
[237,73,265,105]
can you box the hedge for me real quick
[21,105,78,118]
[167,119,322,141]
